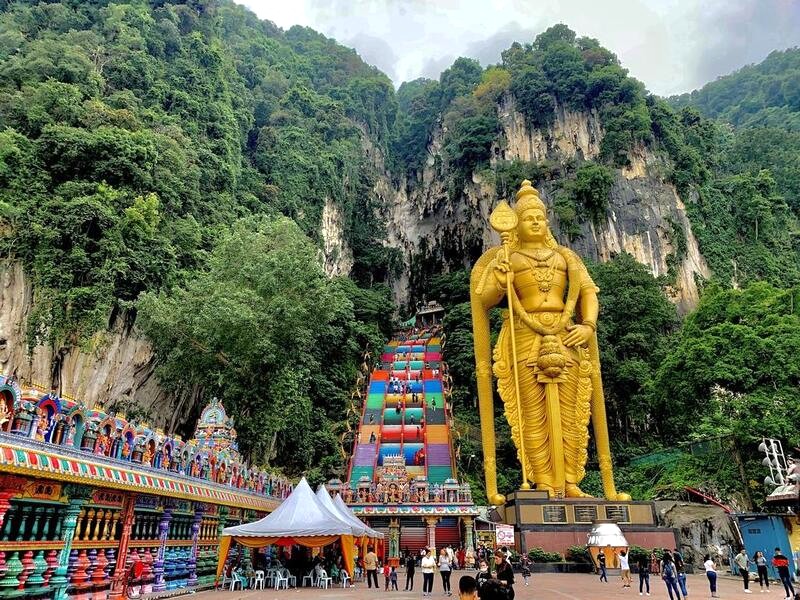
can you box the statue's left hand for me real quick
[563,324,593,347]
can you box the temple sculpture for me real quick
[470,180,629,503]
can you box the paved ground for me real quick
[182,572,789,600]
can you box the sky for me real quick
[238,0,800,97]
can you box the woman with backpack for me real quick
[660,551,682,600]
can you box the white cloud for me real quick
[239,0,800,95]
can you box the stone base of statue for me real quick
[495,490,678,561]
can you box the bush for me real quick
[527,547,563,563]
[566,546,592,563]
[628,545,651,564]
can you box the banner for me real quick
[495,524,515,547]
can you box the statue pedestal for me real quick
[496,490,677,558]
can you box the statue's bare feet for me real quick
[565,484,592,498]
[611,491,632,501]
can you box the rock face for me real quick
[380,94,710,311]
[320,197,354,277]
[0,263,198,434]
[655,501,740,565]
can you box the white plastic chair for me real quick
[340,570,351,588]
[253,570,265,590]
[302,570,317,587]
[317,569,332,589]
[220,572,231,590]
[230,572,245,590]
[274,570,289,590]
[282,568,296,588]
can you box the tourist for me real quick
[475,559,491,594]
[618,549,631,588]
[477,579,508,600]
[650,551,660,575]
[369,432,377,444]
[405,552,416,590]
[457,547,466,570]
[772,547,795,598]
[494,550,515,600]
[458,575,478,600]
[734,548,752,593]
[439,548,453,596]
[365,546,378,589]
[703,554,719,598]
[390,566,398,590]
[660,551,682,600]
[672,548,688,597]
[520,555,532,586]
[637,552,650,596]
[597,548,608,582]
[753,550,769,592]
[421,548,436,597]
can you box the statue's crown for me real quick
[514,180,546,215]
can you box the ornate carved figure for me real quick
[471,180,628,502]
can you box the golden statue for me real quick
[471,180,629,504]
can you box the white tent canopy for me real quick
[223,477,352,537]
[332,491,384,539]
[315,485,383,539]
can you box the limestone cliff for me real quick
[0,263,196,433]
[378,94,710,312]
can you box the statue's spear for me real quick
[490,201,531,491]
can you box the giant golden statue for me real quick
[471,180,628,504]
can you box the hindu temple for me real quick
[0,376,290,598]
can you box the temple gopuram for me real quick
[329,327,479,564]
[0,375,290,599]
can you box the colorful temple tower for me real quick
[332,325,478,563]
[0,376,290,598]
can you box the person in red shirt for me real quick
[772,547,795,598]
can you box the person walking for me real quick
[753,550,770,592]
[421,548,436,597]
[772,547,795,599]
[735,548,753,594]
[494,550,515,600]
[637,552,651,596]
[619,550,631,588]
[673,548,688,598]
[439,548,453,596]
[597,549,608,583]
[520,556,532,586]
[405,552,416,591]
[703,554,719,598]
[661,551,682,600]
[365,546,379,589]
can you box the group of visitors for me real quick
[732,547,796,598]
[596,545,798,600]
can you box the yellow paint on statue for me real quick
[470,180,629,503]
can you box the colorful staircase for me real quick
[348,332,457,486]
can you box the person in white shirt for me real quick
[703,554,719,598]
[618,550,631,588]
[421,548,437,597]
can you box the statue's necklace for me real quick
[532,254,557,293]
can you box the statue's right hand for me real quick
[494,259,513,287]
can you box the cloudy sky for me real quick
[239,0,800,97]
